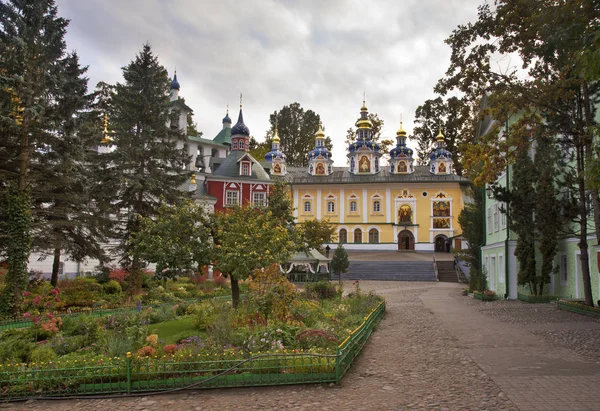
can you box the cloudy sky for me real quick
[56,0,485,165]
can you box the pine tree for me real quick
[97,44,190,286]
[0,0,71,313]
[331,245,350,276]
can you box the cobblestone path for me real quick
[9,281,600,411]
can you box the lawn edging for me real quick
[517,293,559,304]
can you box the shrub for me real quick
[290,299,322,327]
[0,329,35,363]
[192,301,218,331]
[62,315,99,341]
[296,329,338,350]
[305,280,339,300]
[248,264,297,323]
[103,280,122,295]
[30,345,58,363]
[136,345,157,357]
[57,278,103,308]
[162,344,178,355]
[108,267,129,285]
[99,332,132,358]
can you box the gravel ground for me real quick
[8,282,517,411]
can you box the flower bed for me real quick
[557,300,600,318]
[473,291,498,301]
[0,301,385,400]
[517,293,559,304]
[0,269,385,400]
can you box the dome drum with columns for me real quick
[347,101,382,175]
[307,125,333,176]
[265,128,287,176]
[429,129,453,175]
[389,122,415,174]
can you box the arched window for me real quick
[232,140,238,149]
[373,201,381,212]
[327,201,335,213]
[354,228,362,244]
[339,229,347,244]
[239,139,245,149]
[304,201,311,212]
[369,229,379,244]
[350,200,357,212]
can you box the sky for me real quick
[56,0,485,166]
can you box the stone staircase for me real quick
[436,261,459,283]
[331,261,436,282]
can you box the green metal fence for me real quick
[557,300,600,318]
[0,301,385,400]
[285,273,331,283]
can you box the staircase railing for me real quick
[433,253,439,281]
[453,257,468,283]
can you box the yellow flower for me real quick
[146,334,159,346]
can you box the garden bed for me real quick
[0,301,385,400]
[517,293,559,304]
[473,291,498,301]
[556,300,600,318]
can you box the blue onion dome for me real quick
[429,128,452,160]
[170,72,180,90]
[308,126,332,159]
[348,139,380,153]
[390,123,413,158]
[231,107,250,136]
[265,130,286,161]
[222,109,231,124]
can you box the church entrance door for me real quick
[434,235,448,252]
[398,230,415,251]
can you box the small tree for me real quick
[131,200,214,281]
[331,245,350,277]
[300,219,337,252]
[213,206,296,308]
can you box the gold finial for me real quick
[316,124,325,139]
[361,92,368,111]
[273,126,280,143]
[190,174,196,184]
[240,93,243,108]
[397,121,406,137]
[436,127,444,141]
[226,104,229,115]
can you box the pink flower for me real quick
[47,312,54,319]
[97,360,102,365]
[55,297,60,303]
[23,312,31,319]
[23,291,31,297]
[50,289,59,296]
[32,316,39,325]
[33,296,41,305]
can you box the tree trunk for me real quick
[576,142,594,306]
[51,248,61,286]
[231,277,240,309]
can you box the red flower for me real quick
[23,312,31,319]
[23,291,31,297]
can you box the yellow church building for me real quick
[264,101,470,251]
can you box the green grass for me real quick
[149,317,198,344]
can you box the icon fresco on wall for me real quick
[433,201,450,217]
[398,205,412,223]
[359,155,370,172]
[438,162,447,173]
[316,163,325,175]
[433,218,450,229]
[398,161,407,173]
[273,163,281,174]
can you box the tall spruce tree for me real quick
[533,134,562,295]
[511,145,537,295]
[97,44,190,286]
[32,53,109,286]
[0,0,72,313]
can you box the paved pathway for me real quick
[8,281,600,410]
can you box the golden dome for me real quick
[100,113,113,144]
[315,125,325,139]
[396,121,407,137]
[273,128,280,143]
[436,127,444,142]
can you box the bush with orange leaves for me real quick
[247,264,297,325]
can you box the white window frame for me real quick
[304,201,312,213]
[487,206,492,234]
[232,140,238,149]
[560,254,568,286]
[498,254,504,283]
[373,200,381,213]
[239,139,245,149]
[225,190,239,206]
[327,201,335,213]
[493,203,499,232]
[501,202,507,229]
[350,200,357,212]
[253,192,266,206]
[339,228,348,244]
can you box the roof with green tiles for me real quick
[211,150,270,181]
[213,127,232,146]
